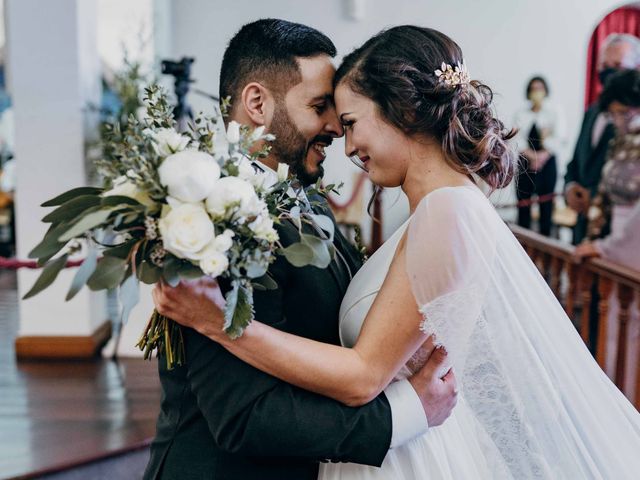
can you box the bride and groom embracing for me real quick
[144,19,640,480]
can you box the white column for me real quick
[6,0,106,338]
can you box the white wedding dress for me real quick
[319,186,640,480]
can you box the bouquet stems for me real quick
[137,309,185,370]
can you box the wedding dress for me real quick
[319,185,640,480]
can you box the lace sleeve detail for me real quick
[405,188,495,374]
[419,287,484,373]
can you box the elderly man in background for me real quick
[564,33,640,244]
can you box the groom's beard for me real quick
[269,104,329,187]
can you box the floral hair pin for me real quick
[435,61,470,88]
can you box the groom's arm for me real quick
[181,265,431,466]
[185,327,397,466]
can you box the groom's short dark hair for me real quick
[220,19,337,111]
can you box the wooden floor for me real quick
[0,271,161,480]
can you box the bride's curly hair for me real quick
[335,25,517,191]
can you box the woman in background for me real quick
[513,76,565,236]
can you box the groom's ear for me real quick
[240,82,274,126]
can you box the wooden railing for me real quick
[510,224,640,408]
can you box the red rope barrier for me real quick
[494,192,559,210]
[0,257,84,270]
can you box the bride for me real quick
[155,26,640,478]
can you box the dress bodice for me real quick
[338,218,422,380]
[338,219,409,347]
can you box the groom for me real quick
[144,19,457,480]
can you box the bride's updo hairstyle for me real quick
[335,26,517,190]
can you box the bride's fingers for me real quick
[426,345,448,369]
[442,368,458,390]
[420,336,435,350]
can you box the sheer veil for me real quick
[406,185,640,478]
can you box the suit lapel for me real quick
[317,207,363,296]
[327,239,351,295]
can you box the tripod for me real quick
[161,57,220,131]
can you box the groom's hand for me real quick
[152,278,227,340]
[408,346,458,427]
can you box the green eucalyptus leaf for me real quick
[223,282,254,339]
[178,262,204,281]
[122,212,141,224]
[300,233,332,269]
[22,254,69,300]
[103,238,140,259]
[58,209,114,242]
[42,195,102,223]
[100,195,143,208]
[288,206,302,229]
[119,274,140,325]
[245,261,267,279]
[87,256,128,290]
[162,256,182,287]
[279,242,314,267]
[307,213,335,241]
[41,187,104,207]
[113,213,125,228]
[252,273,278,291]
[138,260,162,284]
[65,247,98,300]
[28,222,70,261]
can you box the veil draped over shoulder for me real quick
[406,186,640,479]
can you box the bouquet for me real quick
[25,85,337,369]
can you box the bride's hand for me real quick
[152,278,227,341]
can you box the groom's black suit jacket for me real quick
[144,198,393,480]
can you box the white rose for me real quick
[249,213,279,242]
[103,176,156,209]
[212,229,235,253]
[240,195,267,219]
[205,176,260,219]
[277,163,290,182]
[150,128,190,157]
[159,150,221,203]
[226,121,241,144]
[199,249,229,278]
[158,202,214,260]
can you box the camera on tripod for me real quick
[160,57,195,129]
[160,56,219,130]
[161,57,194,79]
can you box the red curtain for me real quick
[585,6,640,108]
